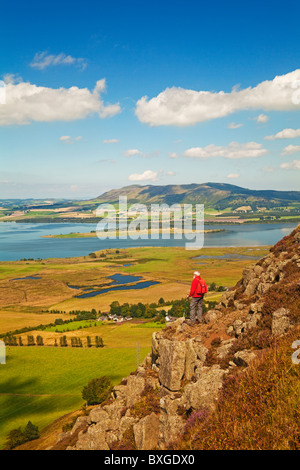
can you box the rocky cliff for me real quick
[52,225,300,450]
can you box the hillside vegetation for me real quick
[96,182,300,212]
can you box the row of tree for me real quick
[109,297,218,319]
[0,310,99,340]
[2,334,104,348]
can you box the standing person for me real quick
[186,271,207,325]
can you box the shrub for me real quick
[130,384,160,419]
[82,376,113,406]
[6,421,39,449]
[62,417,77,433]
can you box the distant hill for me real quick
[93,182,300,211]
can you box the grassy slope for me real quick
[0,343,150,449]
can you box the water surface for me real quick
[0,221,297,262]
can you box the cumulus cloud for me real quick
[169,152,179,158]
[280,160,300,170]
[183,142,268,159]
[265,128,300,140]
[254,113,269,123]
[226,173,240,179]
[128,170,158,182]
[30,52,87,70]
[281,144,300,155]
[135,70,300,126]
[0,78,121,126]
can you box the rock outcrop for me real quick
[53,225,300,451]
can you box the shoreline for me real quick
[42,228,225,239]
[0,217,299,225]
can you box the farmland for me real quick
[0,344,150,449]
[0,244,270,448]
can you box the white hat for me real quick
[193,271,200,276]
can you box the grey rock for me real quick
[158,339,186,391]
[133,412,159,450]
[233,349,256,367]
[271,308,291,336]
[183,365,226,411]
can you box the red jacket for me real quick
[189,276,207,298]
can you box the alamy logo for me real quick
[0,340,6,364]
[95,197,205,250]
[292,340,300,365]
[0,81,6,105]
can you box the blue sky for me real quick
[0,0,300,198]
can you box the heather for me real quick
[171,329,300,450]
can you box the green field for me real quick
[0,344,150,449]
[44,320,101,333]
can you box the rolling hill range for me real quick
[94,182,300,211]
[1,182,300,222]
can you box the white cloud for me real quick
[128,170,158,182]
[103,139,119,144]
[169,152,179,158]
[265,128,300,140]
[59,135,82,144]
[30,52,87,70]
[254,113,269,123]
[228,122,243,129]
[135,69,300,126]
[60,135,71,142]
[124,149,142,157]
[280,160,300,170]
[226,173,240,179]
[166,171,176,176]
[0,78,121,126]
[183,142,268,159]
[281,144,300,155]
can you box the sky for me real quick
[0,0,300,199]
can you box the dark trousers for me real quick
[190,297,203,322]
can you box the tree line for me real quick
[2,334,104,348]
[109,296,218,319]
